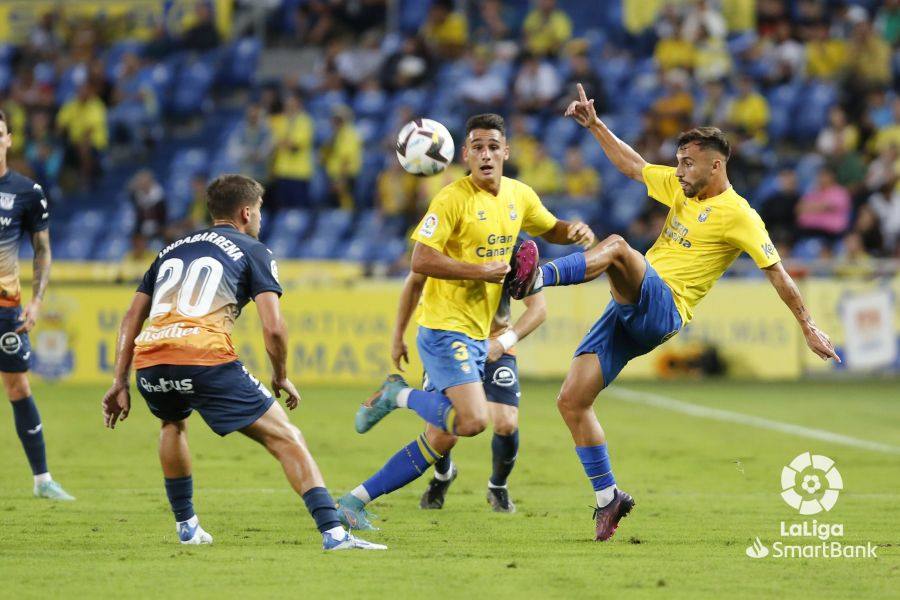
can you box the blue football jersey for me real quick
[134,225,282,368]
[0,170,49,307]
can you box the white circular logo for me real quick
[270,259,280,284]
[491,366,516,387]
[780,452,842,515]
[0,332,22,354]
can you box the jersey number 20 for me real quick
[150,257,224,318]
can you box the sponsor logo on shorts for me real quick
[139,377,195,394]
[491,365,517,387]
[0,332,22,354]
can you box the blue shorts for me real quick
[0,307,32,373]
[484,354,520,407]
[575,262,682,387]
[136,360,275,436]
[418,326,487,394]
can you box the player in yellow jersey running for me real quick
[337,113,594,530]
[507,84,841,542]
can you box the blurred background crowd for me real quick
[1,0,898,276]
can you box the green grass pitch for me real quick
[1,380,898,598]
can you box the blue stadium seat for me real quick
[217,37,261,87]
[170,53,217,117]
[92,234,131,261]
[55,230,97,261]
[56,63,87,104]
[791,81,836,141]
[103,39,144,81]
[353,88,388,120]
[0,63,12,92]
[267,209,312,240]
[792,237,826,260]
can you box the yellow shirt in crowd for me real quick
[269,112,314,180]
[57,96,108,150]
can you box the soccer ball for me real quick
[395,118,455,176]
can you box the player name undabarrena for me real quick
[158,231,245,262]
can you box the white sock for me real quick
[325,525,347,540]
[34,472,52,485]
[488,480,507,490]
[351,485,371,504]
[596,485,617,508]
[434,462,454,481]
[177,514,199,528]
[396,387,412,408]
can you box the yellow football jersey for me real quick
[411,176,557,340]
[643,164,780,324]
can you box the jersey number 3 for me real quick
[150,257,224,318]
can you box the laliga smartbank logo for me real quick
[744,452,877,560]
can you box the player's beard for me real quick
[682,176,706,198]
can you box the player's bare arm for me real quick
[539,219,596,248]
[763,262,840,362]
[565,83,647,182]
[102,291,151,428]
[17,230,51,334]
[255,291,301,410]
[488,291,547,362]
[391,271,427,371]
[411,242,510,283]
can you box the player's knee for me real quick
[556,390,584,419]
[3,375,31,401]
[493,418,517,436]
[455,414,488,437]
[602,234,631,262]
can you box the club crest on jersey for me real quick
[0,193,15,210]
[698,207,712,222]
[508,202,518,221]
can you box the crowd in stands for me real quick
[2,0,899,273]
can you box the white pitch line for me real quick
[607,386,900,456]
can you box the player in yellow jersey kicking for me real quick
[337,113,595,530]
[507,84,841,541]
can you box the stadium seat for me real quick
[217,37,261,87]
[792,237,826,260]
[170,52,218,117]
[92,234,131,261]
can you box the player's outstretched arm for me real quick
[539,219,596,248]
[564,83,648,182]
[102,292,151,429]
[391,272,426,371]
[17,230,51,334]
[763,263,841,362]
[411,242,510,283]
[256,291,301,410]
[489,291,547,362]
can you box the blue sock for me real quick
[490,430,519,487]
[407,390,456,433]
[434,451,452,476]
[302,487,341,533]
[164,475,195,522]
[575,444,616,491]
[11,396,48,476]
[541,252,587,286]
[362,433,441,501]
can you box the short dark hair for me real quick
[206,174,264,219]
[676,127,730,160]
[465,113,505,137]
